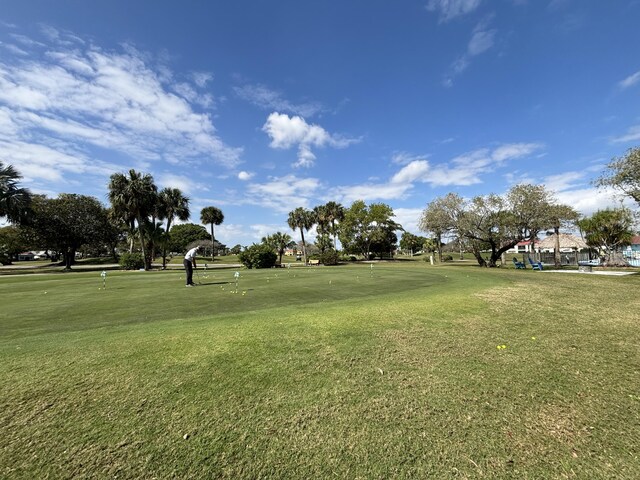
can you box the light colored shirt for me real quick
[185,247,198,262]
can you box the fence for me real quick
[524,251,596,266]
[524,250,640,267]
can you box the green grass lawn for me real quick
[1,264,639,478]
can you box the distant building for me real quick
[17,251,35,261]
[505,240,537,254]
[536,233,588,253]
[622,235,640,267]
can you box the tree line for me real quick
[419,147,640,267]
[2,146,639,268]
[0,165,225,269]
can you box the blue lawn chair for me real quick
[528,257,543,270]
[513,257,526,269]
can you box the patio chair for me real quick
[527,257,543,270]
[513,257,526,269]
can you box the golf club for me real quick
[194,267,202,285]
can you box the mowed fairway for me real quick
[1,264,639,478]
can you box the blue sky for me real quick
[1,1,639,246]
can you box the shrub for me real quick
[238,244,277,269]
[319,250,339,265]
[119,252,145,270]
[442,254,454,262]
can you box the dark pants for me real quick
[184,259,193,285]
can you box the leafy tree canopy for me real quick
[420,184,572,267]
[23,194,112,269]
[168,223,209,253]
[578,208,634,266]
[338,200,401,259]
[597,146,640,206]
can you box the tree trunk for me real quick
[300,229,307,265]
[137,216,150,270]
[472,248,487,267]
[63,247,75,270]
[554,226,561,267]
[150,215,156,265]
[437,233,443,263]
[128,220,135,253]
[162,217,173,269]
[210,224,215,262]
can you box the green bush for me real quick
[119,252,145,270]
[319,250,339,265]
[238,244,277,269]
[442,254,454,262]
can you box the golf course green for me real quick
[1,263,638,478]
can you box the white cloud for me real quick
[331,182,415,204]
[262,112,359,168]
[618,70,640,90]
[468,29,496,56]
[1,42,28,56]
[391,161,431,184]
[444,21,496,86]
[393,208,424,234]
[392,152,430,165]
[426,0,482,22]
[555,187,626,217]
[611,125,640,144]
[237,171,254,181]
[214,224,251,245]
[331,143,544,203]
[249,224,292,242]
[0,138,120,183]
[0,29,243,187]
[192,71,213,88]
[157,173,209,194]
[491,143,542,162]
[234,83,324,117]
[245,174,322,212]
[542,171,587,193]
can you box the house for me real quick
[17,251,35,261]
[622,235,640,267]
[505,240,538,254]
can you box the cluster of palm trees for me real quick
[107,169,224,270]
[286,201,345,264]
[6,160,346,268]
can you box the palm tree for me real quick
[287,207,315,265]
[313,204,330,236]
[108,169,158,270]
[263,232,295,264]
[324,201,345,250]
[158,188,190,269]
[547,204,580,267]
[200,206,224,262]
[0,161,32,224]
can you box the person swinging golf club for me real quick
[184,245,201,287]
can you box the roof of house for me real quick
[537,233,588,250]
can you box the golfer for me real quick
[184,246,200,287]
